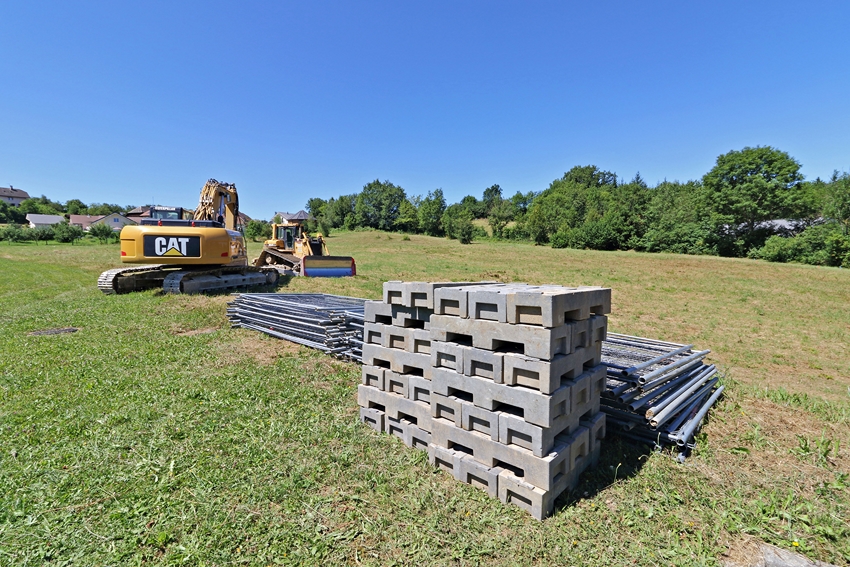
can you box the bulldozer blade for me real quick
[301,255,356,277]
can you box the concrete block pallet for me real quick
[357,280,611,520]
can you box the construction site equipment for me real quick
[98,179,279,294]
[251,220,356,277]
[229,289,725,463]
[227,293,364,360]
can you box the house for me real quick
[125,206,151,221]
[274,210,313,223]
[26,213,64,229]
[91,213,136,232]
[69,214,105,231]
[0,186,31,207]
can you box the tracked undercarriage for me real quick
[98,264,279,295]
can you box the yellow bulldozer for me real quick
[252,220,356,277]
[98,179,280,294]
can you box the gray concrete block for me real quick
[463,347,504,383]
[569,365,605,418]
[570,315,607,350]
[361,365,385,390]
[357,384,432,432]
[384,281,497,310]
[499,409,580,457]
[433,283,527,319]
[404,421,432,451]
[466,285,531,323]
[431,392,463,427]
[506,286,612,328]
[409,329,432,354]
[430,315,572,360]
[385,415,406,440]
[359,406,384,433]
[431,341,465,373]
[558,425,590,473]
[497,467,578,521]
[461,402,499,441]
[458,455,503,498]
[432,367,571,429]
[364,300,432,329]
[407,375,432,405]
[581,412,606,458]
[430,418,578,491]
[384,370,409,397]
[363,321,386,346]
[383,325,410,351]
[502,343,602,395]
[362,343,432,379]
[428,443,464,480]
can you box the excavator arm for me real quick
[194,179,240,229]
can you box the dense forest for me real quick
[297,146,850,268]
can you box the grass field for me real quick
[1,232,848,566]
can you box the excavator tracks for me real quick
[99,265,279,295]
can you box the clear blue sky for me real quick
[2,1,848,220]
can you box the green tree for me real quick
[306,198,328,219]
[53,222,84,244]
[355,179,406,230]
[89,222,116,243]
[394,198,419,233]
[458,195,487,219]
[455,208,475,244]
[65,199,87,215]
[30,225,55,244]
[326,195,356,228]
[487,198,513,238]
[1,224,26,243]
[824,172,850,234]
[418,189,446,236]
[244,220,272,242]
[703,146,805,252]
[482,184,502,215]
[88,203,124,216]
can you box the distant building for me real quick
[125,206,151,221]
[0,186,31,207]
[69,215,104,231]
[26,213,64,229]
[274,210,313,223]
[91,213,136,232]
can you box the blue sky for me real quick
[2,1,848,220]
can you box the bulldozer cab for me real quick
[274,224,301,250]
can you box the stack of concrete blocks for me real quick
[357,281,611,520]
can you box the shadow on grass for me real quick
[554,433,653,511]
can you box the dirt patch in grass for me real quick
[222,330,304,365]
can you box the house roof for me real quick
[275,210,313,221]
[0,186,30,199]
[26,213,64,224]
[69,214,105,228]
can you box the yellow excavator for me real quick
[252,220,356,277]
[98,179,280,294]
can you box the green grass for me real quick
[1,234,848,566]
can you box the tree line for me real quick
[0,195,131,225]
[300,146,850,268]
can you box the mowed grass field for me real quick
[1,232,848,566]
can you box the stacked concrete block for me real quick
[357,281,611,520]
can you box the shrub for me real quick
[53,222,85,244]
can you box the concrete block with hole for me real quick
[460,401,499,440]
[365,300,432,329]
[363,322,387,347]
[431,367,571,428]
[580,413,606,466]
[505,286,611,328]
[384,370,409,397]
[404,420,432,451]
[497,467,578,520]
[407,375,432,405]
[431,392,464,427]
[430,417,577,491]
[362,343,432,379]
[360,406,384,433]
[458,455,503,498]
[502,343,601,395]
[431,341,466,373]
[357,384,432,433]
[428,443,464,480]
[463,347,504,383]
[430,315,572,360]
[383,281,499,310]
[362,365,385,390]
[499,408,581,457]
[570,315,608,350]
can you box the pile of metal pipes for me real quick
[600,333,724,454]
[227,293,366,360]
